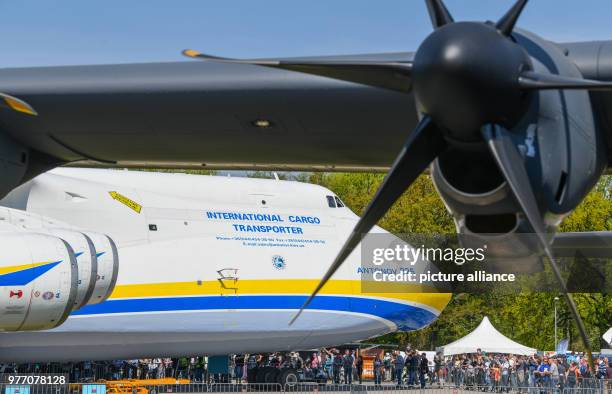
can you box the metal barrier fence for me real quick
[0,381,609,394]
[208,383,283,392]
[129,383,210,393]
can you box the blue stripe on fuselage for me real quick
[71,295,436,331]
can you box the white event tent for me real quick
[604,327,612,346]
[441,316,536,356]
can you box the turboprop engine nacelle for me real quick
[431,155,546,273]
[0,208,119,331]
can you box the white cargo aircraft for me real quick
[0,168,450,362]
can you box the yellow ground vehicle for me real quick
[103,378,191,394]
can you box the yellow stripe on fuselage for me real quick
[110,279,452,312]
[0,261,54,276]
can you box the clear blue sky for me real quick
[1,0,610,68]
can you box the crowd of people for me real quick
[1,348,610,391]
[232,349,364,385]
[378,350,431,387]
[0,358,207,382]
[432,350,611,392]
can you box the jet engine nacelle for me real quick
[82,231,119,305]
[0,208,119,331]
[0,222,77,331]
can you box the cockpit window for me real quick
[326,195,336,208]
[335,196,345,207]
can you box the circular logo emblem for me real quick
[42,291,54,300]
[34,291,40,298]
[272,255,286,270]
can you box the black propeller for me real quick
[495,0,528,36]
[425,0,454,29]
[519,70,612,90]
[182,50,414,93]
[184,0,600,369]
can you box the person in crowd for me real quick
[475,358,485,388]
[332,350,343,384]
[452,357,462,388]
[557,357,566,391]
[419,353,429,388]
[579,358,590,379]
[596,357,608,380]
[491,361,501,392]
[408,350,419,386]
[309,351,320,378]
[528,355,538,388]
[290,352,302,370]
[536,357,551,390]
[355,354,364,384]
[126,359,136,379]
[466,359,476,389]
[150,358,160,379]
[324,352,334,381]
[192,357,205,382]
[384,353,392,382]
[434,351,444,386]
[394,351,405,386]
[342,349,354,385]
[579,357,591,391]
[500,356,510,391]
[550,358,560,393]
[234,354,245,383]
[508,355,517,390]
[566,361,580,393]
[246,353,259,383]
[373,355,383,386]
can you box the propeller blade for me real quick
[425,0,454,29]
[481,125,544,236]
[482,124,595,373]
[0,92,37,116]
[289,115,447,325]
[519,71,612,90]
[496,0,529,36]
[542,247,596,373]
[183,49,414,93]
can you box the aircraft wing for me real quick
[552,231,612,258]
[2,42,612,175]
[0,52,417,173]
